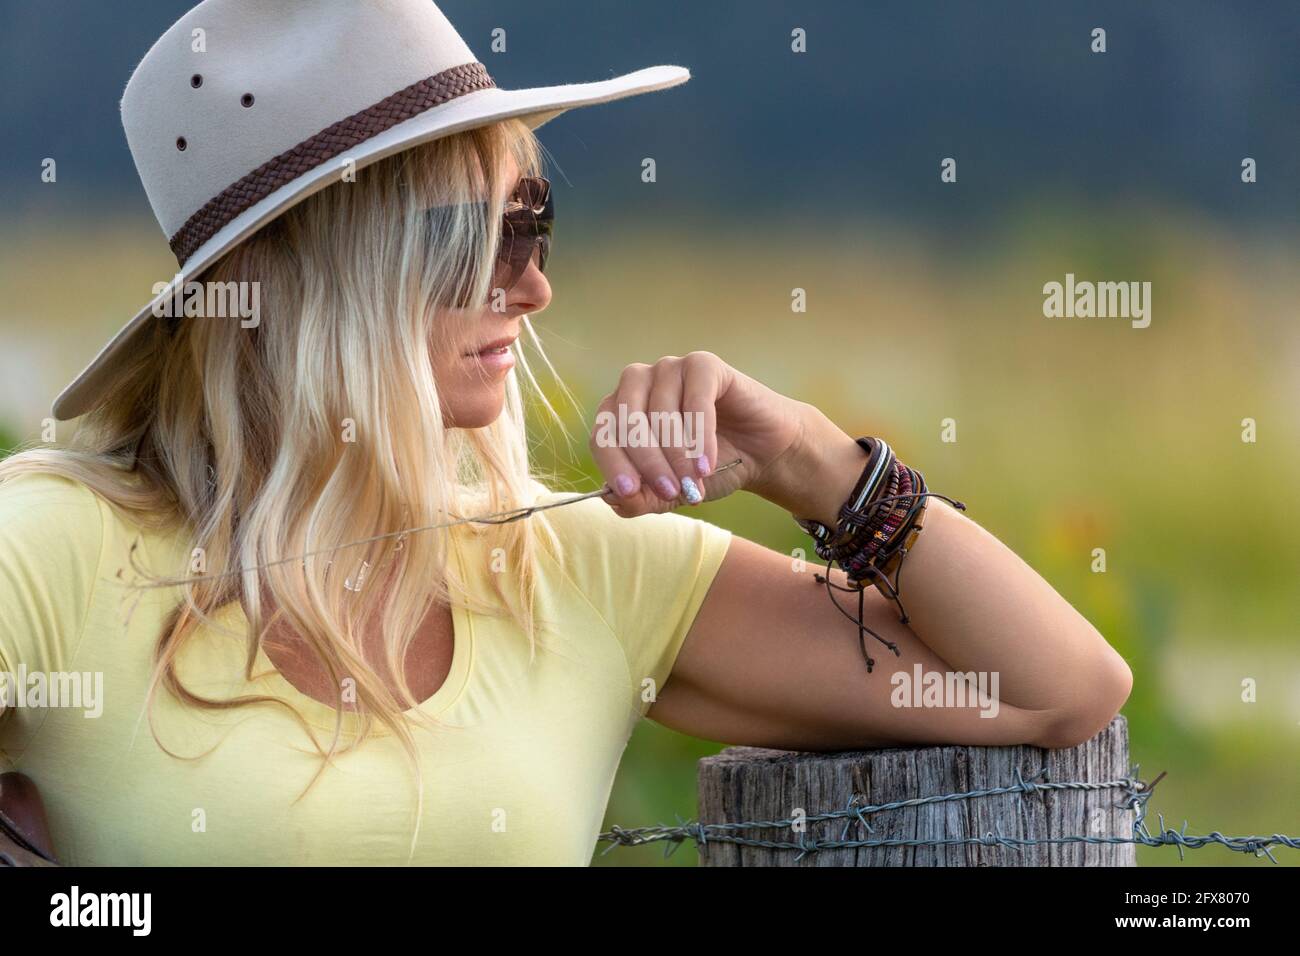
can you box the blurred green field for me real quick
[2,206,1298,866]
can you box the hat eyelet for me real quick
[241,93,255,108]
[190,74,203,89]
[176,136,188,151]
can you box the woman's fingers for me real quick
[589,363,673,517]
[626,358,684,502]
[679,351,720,481]
[654,354,717,504]
[589,391,643,499]
[589,354,725,516]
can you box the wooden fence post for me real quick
[696,715,1136,866]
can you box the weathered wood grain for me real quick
[696,715,1135,866]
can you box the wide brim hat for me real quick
[51,0,690,420]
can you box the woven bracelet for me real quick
[840,463,918,577]
[793,439,932,591]
[796,437,891,551]
[842,466,928,587]
[798,440,968,672]
[796,438,902,561]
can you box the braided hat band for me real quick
[169,62,496,265]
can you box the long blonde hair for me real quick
[0,119,573,834]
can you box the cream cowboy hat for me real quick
[51,0,690,421]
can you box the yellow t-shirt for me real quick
[0,472,732,865]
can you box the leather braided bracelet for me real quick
[796,437,892,554]
[796,438,917,569]
[794,437,966,672]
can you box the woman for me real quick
[0,1,1130,865]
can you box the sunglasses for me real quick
[425,175,553,306]
[496,175,553,290]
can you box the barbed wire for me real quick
[597,765,1300,863]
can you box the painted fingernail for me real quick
[694,455,711,476]
[614,474,636,497]
[654,476,678,500]
[680,476,702,504]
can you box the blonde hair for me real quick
[0,119,574,846]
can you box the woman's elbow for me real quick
[1033,644,1134,750]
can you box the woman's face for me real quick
[432,156,551,429]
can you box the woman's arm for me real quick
[588,352,1133,751]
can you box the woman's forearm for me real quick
[751,403,1133,731]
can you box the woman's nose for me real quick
[503,255,551,316]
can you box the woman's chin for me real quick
[442,389,507,429]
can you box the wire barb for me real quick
[597,766,1300,862]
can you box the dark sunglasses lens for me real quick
[428,177,552,301]
[494,235,548,290]
[494,189,553,289]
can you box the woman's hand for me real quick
[588,351,867,521]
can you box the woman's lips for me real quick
[464,337,517,372]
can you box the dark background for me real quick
[2,0,1296,229]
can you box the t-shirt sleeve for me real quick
[0,474,106,732]
[537,487,732,715]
